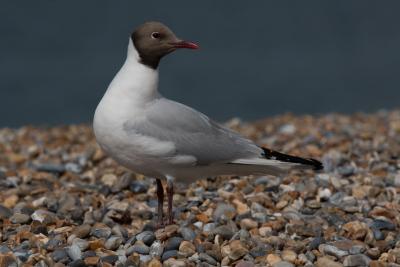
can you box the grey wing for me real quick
[123,98,263,165]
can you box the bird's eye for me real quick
[151,32,161,39]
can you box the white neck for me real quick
[94,38,161,131]
[104,38,160,106]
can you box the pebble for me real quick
[101,255,119,265]
[163,258,186,267]
[161,250,178,261]
[82,250,96,258]
[318,188,332,200]
[136,231,156,246]
[367,248,381,259]
[199,252,218,265]
[279,123,296,134]
[249,244,270,257]
[253,176,270,185]
[149,241,164,258]
[310,236,325,250]
[276,200,288,209]
[147,258,162,267]
[52,249,68,262]
[372,261,387,267]
[3,195,18,208]
[112,224,128,238]
[67,244,82,261]
[72,238,89,251]
[193,221,203,229]
[164,236,183,251]
[319,244,349,258]
[236,261,255,267]
[31,209,57,224]
[213,202,236,221]
[341,221,369,240]
[179,227,196,241]
[394,173,400,187]
[315,257,343,267]
[72,224,91,238]
[9,213,31,224]
[178,241,195,257]
[0,246,11,254]
[203,222,217,232]
[107,200,129,212]
[139,254,152,263]
[127,244,150,255]
[35,163,65,173]
[111,172,132,192]
[343,254,371,266]
[281,250,297,263]
[91,225,112,239]
[101,174,117,187]
[68,259,86,267]
[349,245,365,255]
[65,162,82,173]
[50,237,66,251]
[267,254,282,265]
[88,239,104,250]
[228,240,248,261]
[259,226,272,237]
[155,224,178,241]
[273,261,295,267]
[69,259,86,267]
[84,256,99,265]
[371,219,396,231]
[240,218,258,230]
[130,180,149,193]
[212,225,234,240]
[0,204,12,219]
[233,199,250,215]
[104,236,123,250]
[0,254,17,267]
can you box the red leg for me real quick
[156,178,164,226]
[166,180,174,225]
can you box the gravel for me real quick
[0,111,400,265]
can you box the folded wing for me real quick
[123,98,263,165]
[123,98,323,173]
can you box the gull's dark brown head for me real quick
[131,21,199,69]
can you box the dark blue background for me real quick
[1,1,399,127]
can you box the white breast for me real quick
[93,39,174,176]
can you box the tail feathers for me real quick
[229,147,323,175]
[261,147,323,171]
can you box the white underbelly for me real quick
[93,108,199,179]
[95,123,165,175]
[94,119,260,184]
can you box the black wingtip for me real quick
[261,147,324,171]
[307,158,324,171]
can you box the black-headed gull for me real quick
[93,21,322,226]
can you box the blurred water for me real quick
[1,1,400,127]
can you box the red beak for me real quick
[171,40,199,49]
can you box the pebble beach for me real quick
[0,110,400,267]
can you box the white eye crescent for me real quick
[151,32,161,39]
